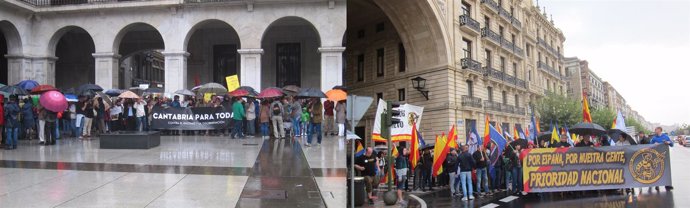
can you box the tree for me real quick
[535,92,581,131]
[591,108,615,130]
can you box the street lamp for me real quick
[411,76,429,100]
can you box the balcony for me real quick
[511,16,522,29]
[515,106,526,115]
[516,79,527,89]
[537,61,563,79]
[501,39,515,52]
[502,104,515,114]
[484,66,504,81]
[461,95,483,108]
[513,45,524,57]
[480,0,499,12]
[461,58,483,74]
[504,74,517,85]
[459,15,481,35]
[499,8,512,22]
[481,27,502,46]
[484,100,502,112]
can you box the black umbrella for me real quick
[238,86,259,96]
[61,88,76,95]
[608,129,637,145]
[77,84,103,96]
[0,85,28,95]
[296,87,326,98]
[569,122,606,136]
[421,143,435,151]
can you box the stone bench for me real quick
[100,131,161,149]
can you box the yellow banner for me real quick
[226,75,240,92]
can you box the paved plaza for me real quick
[0,135,346,208]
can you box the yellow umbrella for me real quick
[118,90,140,99]
[326,89,347,102]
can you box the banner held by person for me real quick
[371,99,424,142]
[225,75,240,92]
[522,144,672,193]
[150,106,232,130]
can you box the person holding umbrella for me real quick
[259,99,271,139]
[307,98,323,146]
[270,98,285,139]
[0,95,4,148]
[231,97,245,139]
[20,98,35,140]
[4,96,20,149]
[336,100,346,137]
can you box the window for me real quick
[528,70,532,81]
[513,62,518,77]
[376,92,383,102]
[357,54,364,81]
[515,94,520,107]
[488,87,494,102]
[502,91,507,104]
[500,57,506,72]
[484,16,490,28]
[511,34,516,44]
[461,2,471,16]
[510,6,514,16]
[463,39,472,59]
[398,43,406,72]
[376,48,384,77]
[485,49,492,67]
[498,0,502,7]
[467,80,474,97]
[376,22,385,32]
[499,26,504,38]
[538,52,542,62]
[526,44,531,57]
[398,88,406,101]
[357,29,365,39]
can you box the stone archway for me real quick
[184,19,241,88]
[261,16,321,88]
[0,20,23,85]
[50,26,95,89]
[113,23,165,89]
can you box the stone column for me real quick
[5,54,30,85]
[162,51,189,93]
[93,52,121,90]
[238,48,263,92]
[29,56,57,85]
[318,47,345,93]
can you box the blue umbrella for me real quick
[105,89,123,96]
[16,80,39,91]
[64,93,78,102]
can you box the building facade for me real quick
[564,57,583,101]
[0,0,346,94]
[345,0,567,143]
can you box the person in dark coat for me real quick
[20,99,35,140]
[4,96,20,149]
[575,135,595,147]
[421,149,433,191]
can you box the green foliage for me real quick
[591,107,615,130]
[627,118,650,134]
[535,92,581,131]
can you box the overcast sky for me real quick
[540,0,690,125]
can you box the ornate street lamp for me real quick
[411,76,429,100]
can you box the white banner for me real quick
[372,99,424,142]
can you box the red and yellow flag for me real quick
[513,125,520,140]
[392,145,399,157]
[409,123,420,171]
[432,135,448,177]
[483,115,491,147]
[447,125,459,149]
[582,92,593,123]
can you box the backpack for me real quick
[272,104,282,116]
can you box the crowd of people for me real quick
[0,93,347,149]
[353,126,675,205]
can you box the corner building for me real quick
[345,0,567,144]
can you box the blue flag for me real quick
[488,124,507,166]
[530,108,539,142]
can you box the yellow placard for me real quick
[226,75,240,92]
[203,93,213,103]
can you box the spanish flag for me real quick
[447,125,459,149]
[483,115,491,148]
[611,116,617,129]
[513,125,520,140]
[582,92,593,123]
[432,135,448,177]
[409,123,420,171]
[392,145,399,157]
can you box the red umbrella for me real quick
[257,87,284,99]
[31,84,58,94]
[39,91,68,112]
[228,89,254,97]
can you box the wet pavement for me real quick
[0,134,346,207]
[411,145,690,208]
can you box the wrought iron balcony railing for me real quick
[459,15,481,33]
[461,58,483,74]
[484,100,502,112]
[480,0,500,12]
[461,95,483,108]
[481,27,502,45]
